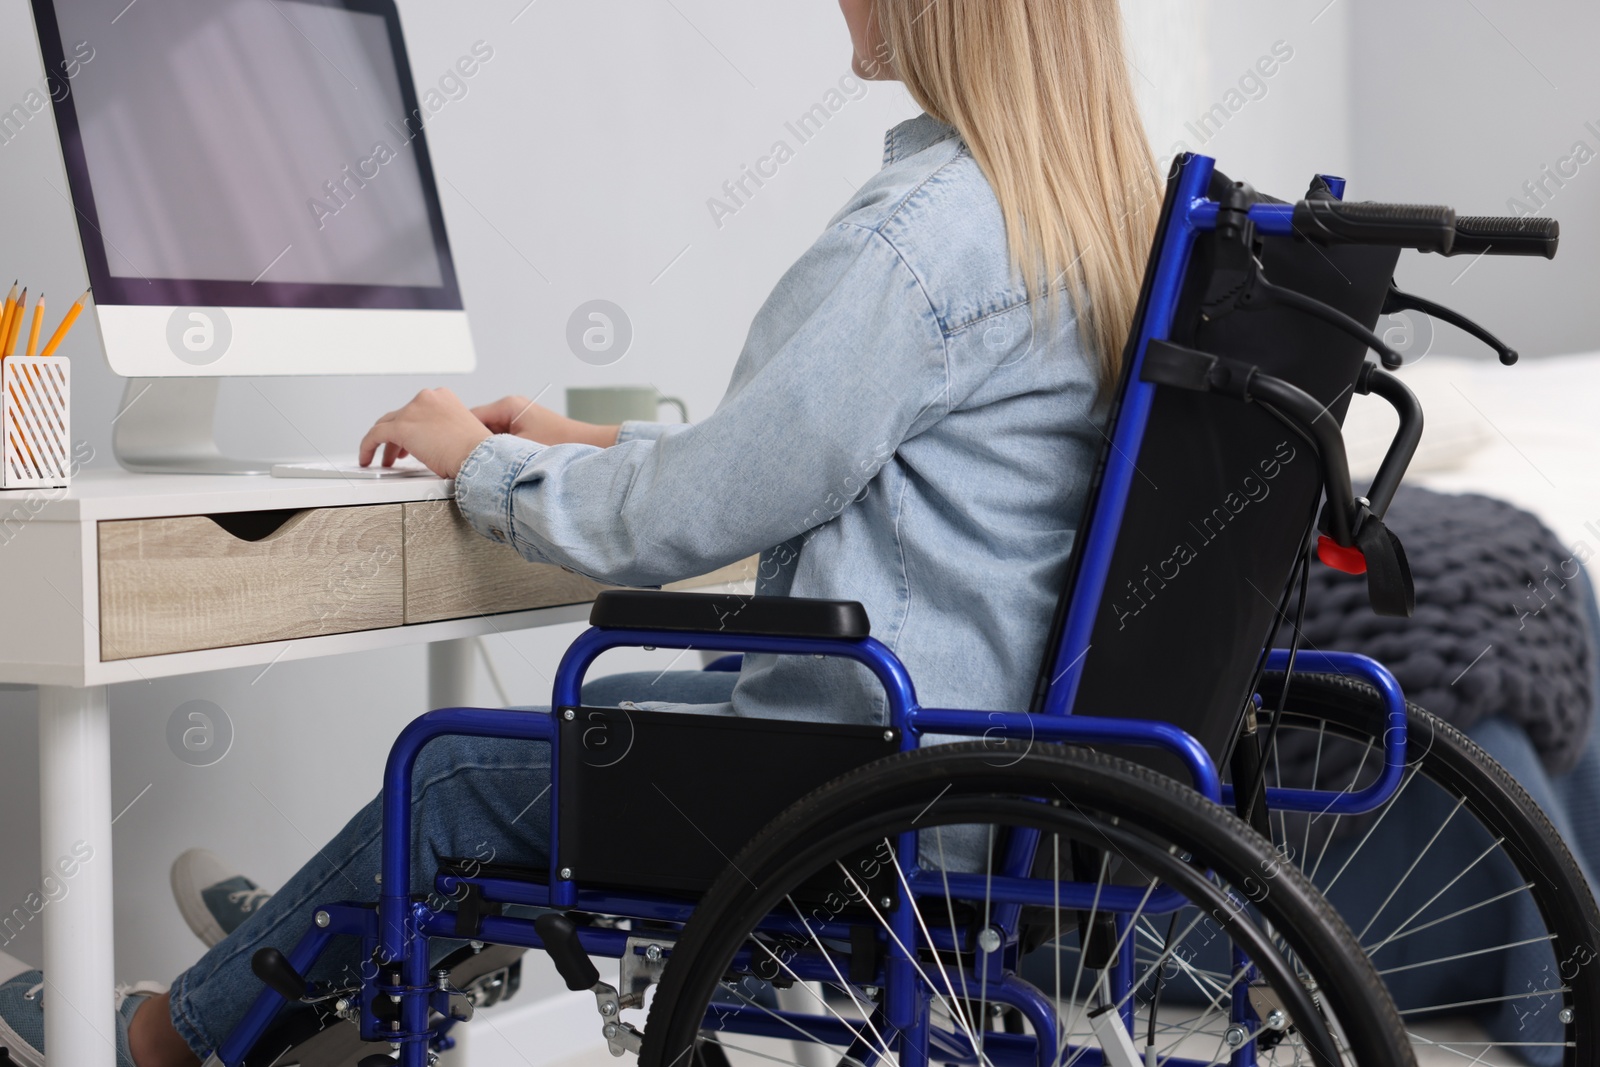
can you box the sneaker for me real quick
[170,848,273,949]
[0,949,163,1067]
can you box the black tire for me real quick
[1253,671,1600,1067]
[642,742,1415,1067]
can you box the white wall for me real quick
[1185,0,1353,199]
[1348,0,1600,360]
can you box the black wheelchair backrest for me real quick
[1031,164,1402,770]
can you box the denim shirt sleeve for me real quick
[453,222,949,588]
[615,420,685,444]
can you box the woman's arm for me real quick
[450,223,950,587]
[356,393,623,472]
[471,395,620,449]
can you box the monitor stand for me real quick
[112,378,275,475]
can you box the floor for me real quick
[504,1008,1502,1067]
[468,950,1513,1067]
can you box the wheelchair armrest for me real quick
[590,589,871,640]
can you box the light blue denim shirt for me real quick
[455,112,1104,726]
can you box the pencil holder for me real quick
[1,356,71,489]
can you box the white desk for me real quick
[0,469,747,1066]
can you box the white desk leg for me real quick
[429,637,478,710]
[38,684,116,1067]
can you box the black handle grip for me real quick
[1445,215,1560,259]
[251,947,309,1002]
[535,913,601,991]
[1292,199,1457,254]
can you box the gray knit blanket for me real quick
[1294,486,1595,774]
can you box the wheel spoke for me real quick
[780,893,896,1060]
[1304,739,1378,884]
[1303,718,1328,872]
[1319,765,1420,896]
[1376,933,1558,976]
[1395,986,1569,1016]
[1354,796,1467,940]
[707,1033,870,1067]
[831,857,997,1067]
[1048,849,1111,1067]
[932,827,994,1054]
[714,979,881,1067]
[746,932,895,1065]
[887,835,989,1063]
[1151,965,1250,1062]
[1365,879,1529,956]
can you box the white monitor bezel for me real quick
[95,305,474,377]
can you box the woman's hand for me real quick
[471,395,621,449]
[358,388,494,479]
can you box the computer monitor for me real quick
[31,0,475,472]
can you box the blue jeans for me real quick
[168,670,738,1058]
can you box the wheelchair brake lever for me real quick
[1198,182,1408,370]
[251,947,308,1002]
[250,947,363,1012]
[1383,283,1519,366]
[535,913,645,1057]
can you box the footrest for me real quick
[590,590,870,639]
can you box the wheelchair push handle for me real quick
[1142,341,1421,614]
[1356,363,1423,520]
[1292,198,1458,254]
[1444,215,1560,258]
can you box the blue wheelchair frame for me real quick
[211,153,1411,1067]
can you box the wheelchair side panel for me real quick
[556,706,899,894]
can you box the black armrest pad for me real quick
[590,590,871,640]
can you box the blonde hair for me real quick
[868,0,1160,386]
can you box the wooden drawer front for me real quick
[98,505,404,660]
[403,501,606,623]
[402,501,760,624]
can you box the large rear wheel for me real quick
[1250,671,1600,1067]
[642,742,1416,1067]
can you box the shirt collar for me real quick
[883,112,960,167]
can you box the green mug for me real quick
[566,386,689,425]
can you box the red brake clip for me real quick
[1316,534,1367,575]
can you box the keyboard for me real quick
[270,462,437,480]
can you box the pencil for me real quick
[4,288,27,357]
[0,283,16,361]
[40,288,89,357]
[25,293,43,357]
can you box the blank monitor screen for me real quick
[37,0,460,308]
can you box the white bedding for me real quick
[1341,352,1600,557]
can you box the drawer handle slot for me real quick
[206,509,308,543]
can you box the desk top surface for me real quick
[7,467,457,523]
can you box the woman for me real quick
[0,1,1159,1063]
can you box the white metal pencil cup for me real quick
[0,356,71,489]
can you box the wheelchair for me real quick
[203,154,1597,1067]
